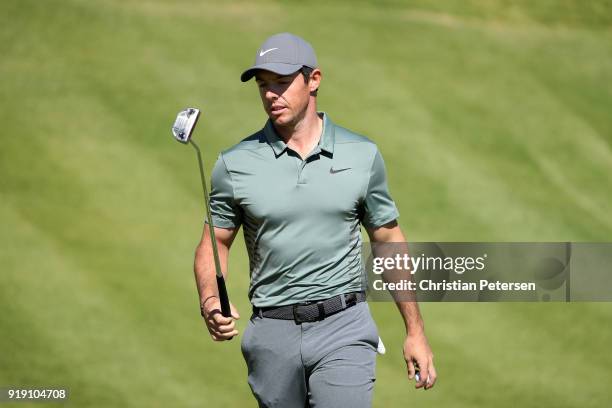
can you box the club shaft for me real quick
[190,140,223,277]
[190,139,231,318]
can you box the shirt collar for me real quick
[263,112,335,157]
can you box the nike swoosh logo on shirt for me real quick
[259,48,278,56]
[330,167,351,174]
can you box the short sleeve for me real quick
[362,149,399,228]
[207,154,242,229]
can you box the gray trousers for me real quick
[241,302,379,408]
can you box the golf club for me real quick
[171,107,232,319]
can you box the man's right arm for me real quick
[194,224,240,341]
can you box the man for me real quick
[194,32,437,407]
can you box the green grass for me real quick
[1,0,611,406]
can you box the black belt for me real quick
[252,292,366,324]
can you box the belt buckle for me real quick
[293,300,324,324]
[316,301,325,320]
[293,301,311,324]
[292,304,301,324]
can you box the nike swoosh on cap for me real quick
[330,167,351,174]
[259,48,278,56]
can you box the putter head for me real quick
[171,108,200,143]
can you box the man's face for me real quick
[255,69,319,127]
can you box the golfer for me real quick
[194,32,437,407]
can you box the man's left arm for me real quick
[367,221,438,390]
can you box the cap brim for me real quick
[240,62,303,82]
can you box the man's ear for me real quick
[309,69,322,94]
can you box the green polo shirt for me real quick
[209,112,399,307]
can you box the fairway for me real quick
[1,0,611,407]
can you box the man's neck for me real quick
[273,108,323,159]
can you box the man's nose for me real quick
[265,83,286,98]
[264,88,279,101]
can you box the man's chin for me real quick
[270,114,291,127]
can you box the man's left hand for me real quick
[403,331,437,390]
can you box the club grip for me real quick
[216,275,231,318]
